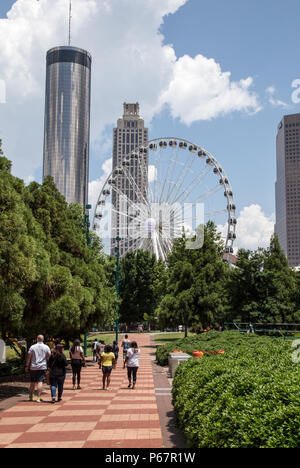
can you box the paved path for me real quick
[0,335,163,448]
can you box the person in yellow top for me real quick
[99,345,116,390]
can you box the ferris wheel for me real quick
[93,137,237,261]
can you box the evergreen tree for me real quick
[119,250,166,327]
[229,234,298,323]
[0,141,42,335]
[157,222,228,333]
[0,141,116,340]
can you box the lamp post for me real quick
[115,236,121,344]
[83,204,92,357]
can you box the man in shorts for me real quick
[25,335,51,402]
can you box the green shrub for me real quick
[0,358,24,377]
[156,330,273,366]
[170,333,300,448]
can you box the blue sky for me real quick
[154,0,300,216]
[0,1,15,16]
[0,0,300,248]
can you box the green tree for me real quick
[0,140,116,341]
[0,142,43,336]
[23,178,116,341]
[228,234,298,323]
[157,222,228,334]
[119,250,166,327]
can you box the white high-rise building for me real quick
[111,103,148,256]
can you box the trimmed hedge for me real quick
[156,330,273,366]
[168,332,300,448]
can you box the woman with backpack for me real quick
[123,341,140,390]
[69,339,85,390]
[121,335,130,364]
[48,344,68,404]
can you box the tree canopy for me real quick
[228,234,299,323]
[119,250,167,327]
[157,222,228,334]
[0,140,116,341]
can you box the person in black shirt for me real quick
[48,344,68,404]
[112,341,119,364]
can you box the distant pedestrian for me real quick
[112,341,119,364]
[124,341,140,390]
[25,335,51,402]
[69,340,85,390]
[48,344,68,404]
[92,339,99,362]
[54,338,61,347]
[96,340,105,360]
[121,335,130,364]
[99,345,116,390]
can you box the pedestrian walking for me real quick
[121,335,130,364]
[69,339,85,390]
[92,339,99,362]
[99,345,116,390]
[96,340,105,360]
[48,344,68,404]
[124,341,140,390]
[112,341,119,364]
[25,335,51,402]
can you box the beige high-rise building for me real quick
[111,103,149,256]
[275,113,300,267]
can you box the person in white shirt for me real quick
[92,339,99,362]
[123,341,140,389]
[25,335,51,402]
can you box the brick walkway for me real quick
[0,334,163,448]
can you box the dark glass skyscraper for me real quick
[43,46,92,207]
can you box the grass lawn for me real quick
[82,333,117,357]
[154,332,195,345]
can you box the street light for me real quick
[115,237,121,344]
[83,204,92,357]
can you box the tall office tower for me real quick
[111,103,149,256]
[43,46,92,208]
[275,113,300,267]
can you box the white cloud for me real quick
[218,204,275,251]
[0,0,260,188]
[24,174,35,185]
[266,85,289,108]
[89,157,112,219]
[160,54,261,124]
